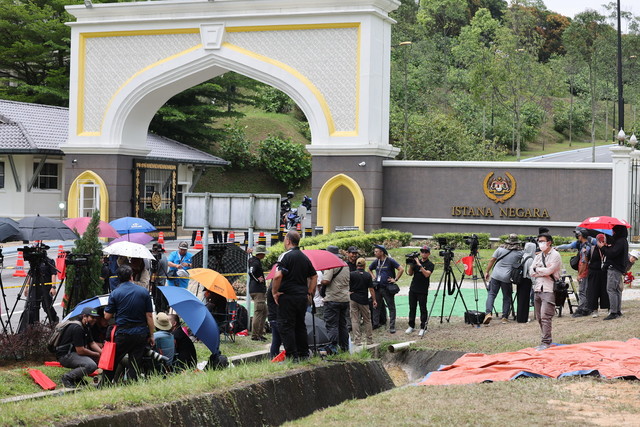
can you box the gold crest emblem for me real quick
[151,191,162,211]
[483,172,516,203]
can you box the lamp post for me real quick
[58,201,66,222]
[617,0,624,133]
[399,41,412,159]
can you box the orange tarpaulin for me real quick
[419,339,640,386]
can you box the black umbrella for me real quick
[305,311,330,348]
[0,218,22,242]
[18,215,78,241]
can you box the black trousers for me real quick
[277,294,309,359]
[516,278,532,323]
[408,291,428,329]
[323,301,350,351]
[18,284,58,333]
[371,288,387,328]
[105,332,148,382]
[586,269,609,311]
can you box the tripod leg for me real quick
[427,278,445,326]
[474,256,498,316]
[447,272,470,323]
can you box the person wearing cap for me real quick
[483,233,522,325]
[405,246,434,337]
[346,247,360,272]
[629,250,640,269]
[349,257,376,345]
[321,246,351,352]
[167,241,193,288]
[57,307,102,388]
[249,245,268,341]
[369,244,404,334]
[152,312,175,366]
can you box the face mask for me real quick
[539,241,549,251]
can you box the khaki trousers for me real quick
[534,291,555,345]
[350,300,373,345]
[251,292,267,338]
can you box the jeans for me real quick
[373,286,396,329]
[606,268,623,314]
[577,277,589,312]
[59,352,97,385]
[269,320,282,358]
[485,278,513,318]
[323,301,350,352]
[407,291,428,329]
[277,294,309,359]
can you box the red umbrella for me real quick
[578,216,631,230]
[266,249,347,280]
[63,217,121,238]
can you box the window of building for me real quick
[176,184,185,210]
[0,162,4,189]
[33,162,59,190]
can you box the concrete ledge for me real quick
[68,360,394,427]
[383,349,466,382]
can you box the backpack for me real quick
[47,320,82,354]
[510,254,531,285]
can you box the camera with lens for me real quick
[65,253,91,267]
[20,244,50,263]
[405,251,420,265]
[464,234,479,255]
[437,238,455,263]
[150,243,164,272]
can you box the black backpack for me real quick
[46,319,82,354]
[510,254,531,285]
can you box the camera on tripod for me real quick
[65,252,91,267]
[405,251,420,265]
[19,245,50,263]
[464,234,479,255]
[437,238,455,263]
[150,243,164,273]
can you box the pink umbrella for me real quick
[108,232,154,246]
[578,216,631,230]
[63,217,120,238]
[266,249,347,280]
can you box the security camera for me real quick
[358,161,366,167]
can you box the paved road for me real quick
[523,144,615,163]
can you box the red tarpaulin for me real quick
[419,339,640,386]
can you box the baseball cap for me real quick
[326,245,340,255]
[254,245,267,255]
[420,245,431,253]
[178,241,189,249]
[81,307,100,317]
[347,246,359,253]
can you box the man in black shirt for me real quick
[19,253,59,332]
[57,307,102,388]
[249,245,267,341]
[599,224,629,320]
[272,230,317,361]
[346,246,359,272]
[349,258,377,345]
[405,246,434,337]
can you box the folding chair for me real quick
[219,300,237,343]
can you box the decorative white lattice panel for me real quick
[82,33,201,133]
[226,27,358,133]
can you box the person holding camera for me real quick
[405,246,434,337]
[19,249,59,332]
[369,244,403,334]
[483,234,522,325]
[529,233,562,350]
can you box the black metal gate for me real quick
[133,161,177,239]
[630,159,640,242]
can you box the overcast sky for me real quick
[542,1,636,19]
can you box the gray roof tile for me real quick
[0,99,228,165]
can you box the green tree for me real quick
[63,211,104,312]
[418,0,470,37]
[218,120,255,169]
[258,135,311,189]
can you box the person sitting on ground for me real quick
[204,289,228,326]
[169,314,197,370]
[57,307,102,389]
[153,312,175,367]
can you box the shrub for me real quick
[219,121,255,169]
[258,135,311,189]
[255,86,294,113]
[0,323,51,361]
[552,99,590,136]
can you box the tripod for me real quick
[12,256,59,333]
[428,252,469,324]
[458,251,499,317]
[0,249,12,334]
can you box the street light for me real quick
[58,201,66,222]
[617,0,624,133]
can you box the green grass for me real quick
[234,106,309,145]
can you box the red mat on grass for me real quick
[419,338,640,386]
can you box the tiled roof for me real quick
[0,99,228,165]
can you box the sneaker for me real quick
[483,313,492,326]
[405,327,414,334]
[500,318,509,324]
[535,344,549,351]
[572,310,586,318]
[603,313,620,320]
[389,327,396,334]
[592,311,599,318]
[418,329,425,337]
[61,377,76,389]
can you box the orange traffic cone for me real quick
[56,245,66,280]
[228,232,236,245]
[271,350,286,363]
[13,251,27,277]
[258,232,266,245]
[158,231,165,249]
[193,230,203,249]
[296,223,302,232]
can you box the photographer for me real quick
[405,246,434,337]
[483,234,521,325]
[19,247,59,332]
[57,307,102,388]
[369,244,403,334]
[150,243,169,313]
[167,241,193,288]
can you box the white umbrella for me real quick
[103,241,154,260]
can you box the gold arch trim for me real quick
[76,24,360,137]
[317,173,365,233]
[67,170,109,222]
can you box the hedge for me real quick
[432,233,491,250]
[262,229,412,268]
[498,234,573,246]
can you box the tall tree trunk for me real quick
[569,83,574,146]
[590,65,596,163]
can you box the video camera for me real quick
[150,243,164,273]
[437,237,455,264]
[19,244,50,263]
[464,234,479,255]
[405,251,420,265]
[65,252,91,267]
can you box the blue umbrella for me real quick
[109,217,156,235]
[62,294,110,322]
[159,286,220,355]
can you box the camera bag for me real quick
[464,310,485,325]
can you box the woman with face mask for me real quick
[529,233,563,351]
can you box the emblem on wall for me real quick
[483,172,516,203]
[151,191,162,211]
